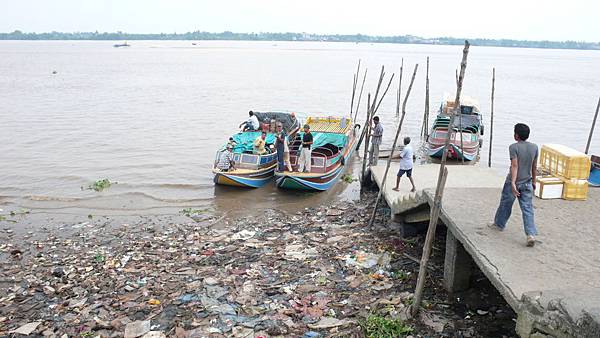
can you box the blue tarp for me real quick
[299,132,347,149]
[230,132,276,153]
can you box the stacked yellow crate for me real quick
[538,144,591,200]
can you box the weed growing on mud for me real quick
[360,315,414,337]
[341,174,357,183]
[180,208,208,217]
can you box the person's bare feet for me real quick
[392,187,399,191]
[526,235,535,247]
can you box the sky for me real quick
[1,0,599,42]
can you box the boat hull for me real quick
[428,143,479,161]
[213,165,276,188]
[275,141,355,191]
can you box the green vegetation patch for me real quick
[180,208,209,217]
[360,315,414,338]
[87,179,115,192]
[341,174,357,183]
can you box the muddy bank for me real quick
[0,191,515,337]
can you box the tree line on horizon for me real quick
[1,30,598,50]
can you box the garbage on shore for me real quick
[0,192,516,337]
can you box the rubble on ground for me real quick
[0,192,516,337]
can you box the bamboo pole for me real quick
[352,69,368,123]
[350,60,361,119]
[373,73,396,115]
[460,110,464,164]
[411,40,470,317]
[421,57,430,138]
[396,58,404,117]
[356,66,389,150]
[368,64,419,226]
[410,167,448,314]
[488,68,496,167]
[361,95,372,182]
[585,96,600,154]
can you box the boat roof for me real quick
[442,94,480,111]
[253,111,300,133]
[306,116,353,134]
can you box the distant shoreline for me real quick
[1,30,599,51]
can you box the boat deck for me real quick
[306,116,352,134]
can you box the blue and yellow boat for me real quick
[212,112,300,188]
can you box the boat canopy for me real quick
[231,131,276,153]
[300,132,347,149]
[254,112,300,134]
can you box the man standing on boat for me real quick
[490,123,538,247]
[392,137,416,192]
[275,123,287,172]
[298,124,313,173]
[240,111,260,132]
[369,116,383,166]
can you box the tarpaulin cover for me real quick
[231,132,276,153]
[300,132,347,149]
[254,112,300,133]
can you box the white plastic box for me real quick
[535,176,564,199]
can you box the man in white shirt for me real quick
[369,116,383,166]
[240,111,260,131]
[392,137,416,192]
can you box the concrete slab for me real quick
[371,162,600,336]
[370,163,505,215]
[432,187,600,311]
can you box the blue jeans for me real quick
[276,146,285,171]
[494,180,537,236]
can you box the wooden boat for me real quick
[427,96,483,161]
[113,42,130,48]
[275,116,359,191]
[212,112,301,188]
[590,155,600,187]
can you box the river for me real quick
[1,40,599,217]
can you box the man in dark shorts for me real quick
[274,123,287,172]
[392,137,416,192]
[490,123,538,247]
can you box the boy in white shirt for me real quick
[392,137,416,192]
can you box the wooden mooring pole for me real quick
[352,68,368,124]
[585,96,600,154]
[349,60,360,119]
[368,64,419,226]
[411,40,470,317]
[488,68,496,167]
[396,58,404,117]
[421,57,430,139]
[361,95,372,182]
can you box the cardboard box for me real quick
[535,176,563,199]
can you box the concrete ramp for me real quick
[370,163,505,215]
[370,162,600,337]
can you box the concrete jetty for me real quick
[371,163,600,338]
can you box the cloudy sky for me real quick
[2,0,598,42]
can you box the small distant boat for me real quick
[275,116,359,191]
[113,42,130,48]
[427,95,483,161]
[590,155,600,187]
[212,112,301,188]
